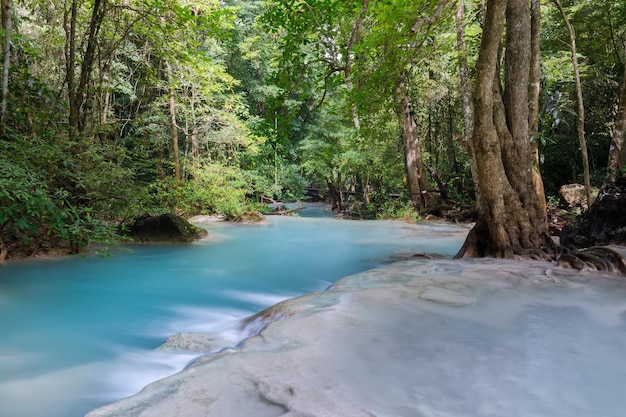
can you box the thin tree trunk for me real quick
[553,0,592,207]
[529,0,547,221]
[66,0,107,138]
[455,0,473,142]
[605,52,626,186]
[345,0,369,205]
[344,0,369,79]
[1,0,12,129]
[166,60,181,182]
[64,0,78,139]
[327,177,344,212]
[190,85,199,159]
[395,75,430,211]
[455,0,481,204]
[361,174,371,205]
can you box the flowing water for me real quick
[0,207,467,417]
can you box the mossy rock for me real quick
[123,213,208,243]
[238,211,268,224]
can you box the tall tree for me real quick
[394,73,431,211]
[165,59,181,182]
[552,0,592,207]
[1,0,11,129]
[456,0,551,258]
[605,49,626,186]
[455,0,473,143]
[64,0,108,139]
[529,0,547,221]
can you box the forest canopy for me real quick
[0,0,625,258]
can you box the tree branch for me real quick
[411,0,452,34]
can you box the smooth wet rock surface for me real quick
[87,258,626,417]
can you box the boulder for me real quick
[158,332,220,353]
[123,213,208,243]
[561,177,626,248]
[188,214,225,223]
[238,211,267,224]
[558,183,589,209]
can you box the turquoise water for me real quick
[0,211,467,417]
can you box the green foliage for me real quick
[149,163,252,219]
[2,0,624,258]
[0,138,123,251]
[376,199,422,223]
[0,149,61,234]
[537,0,625,193]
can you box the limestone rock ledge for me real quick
[86,258,626,417]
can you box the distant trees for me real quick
[605,57,626,186]
[1,0,626,258]
[1,0,12,128]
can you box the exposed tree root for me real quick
[456,222,626,275]
[0,241,7,262]
[556,246,626,275]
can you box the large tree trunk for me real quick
[394,75,431,212]
[605,55,626,186]
[456,0,550,259]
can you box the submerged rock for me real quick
[122,213,208,243]
[237,211,268,224]
[158,333,220,353]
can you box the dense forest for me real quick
[0,0,625,259]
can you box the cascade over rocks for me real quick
[561,177,626,248]
[122,213,208,243]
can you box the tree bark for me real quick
[64,0,78,138]
[65,0,107,139]
[190,85,199,159]
[1,0,11,129]
[394,75,431,212]
[455,0,481,206]
[166,60,181,182]
[456,0,551,259]
[528,0,547,222]
[553,0,592,208]
[605,49,626,186]
[327,177,344,212]
[455,0,473,142]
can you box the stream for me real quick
[0,207,467,417]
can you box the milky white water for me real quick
[86,256,626,417]
[0,207,467,417]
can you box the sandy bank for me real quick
[86,257,626,417]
